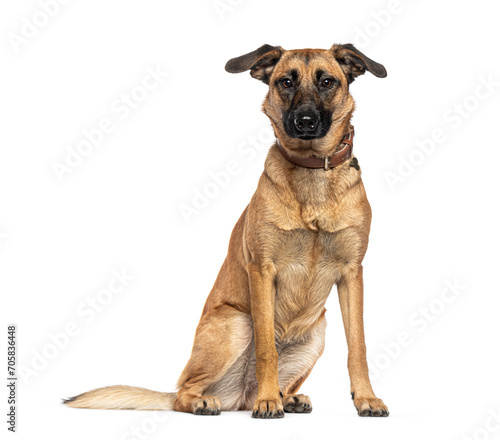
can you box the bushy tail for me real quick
[63,385,176,410]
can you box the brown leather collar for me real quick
[276,126,354,170]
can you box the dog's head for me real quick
[226,44,386,156]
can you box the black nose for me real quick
[293,111,319,133]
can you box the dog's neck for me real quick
[275,125,354,171]
[264,120,362,220]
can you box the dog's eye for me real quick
[322,78,334,88]
[281,79,293,88]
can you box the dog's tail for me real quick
[63,385,176,410]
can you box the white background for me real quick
[1,0,500,439]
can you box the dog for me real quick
[64,43,388,419]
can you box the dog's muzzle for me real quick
[285,105,330,140]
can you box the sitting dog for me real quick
[64,43,389,418]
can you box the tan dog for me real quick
[64,43,389,418]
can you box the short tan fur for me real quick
[64,43,389,418]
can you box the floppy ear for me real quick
[331,44,387,84]
[225,44,283,84]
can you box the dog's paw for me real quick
[191,396,221,415]
[352,393,389,417]
[282,394,312,413]
[252,397,284,419]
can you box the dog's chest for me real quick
[270,227,353,337]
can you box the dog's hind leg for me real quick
[278,315,326,414]
[173,304,253,415]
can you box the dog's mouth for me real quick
[283,124,330,141]
[291,133,324,140]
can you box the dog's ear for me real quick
[225,44,283,84]
[331,44,387,84]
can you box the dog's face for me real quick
[268,49,350,142]
[226,44,386,156]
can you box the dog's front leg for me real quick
[337,265,389,417]
[247,262,284,419]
